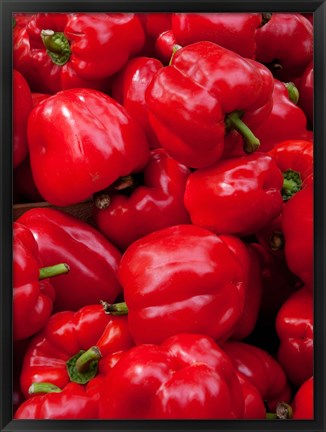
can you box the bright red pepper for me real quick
[13,13,145,93]
[297,62,313,128]
[13,222,69,340]
[93,149,191,251]
[184,153,283,237]
[155,30,178,64]
[13,13,33,29]
[237,373,266,419]
[138,13,172,39]
[20,304,134,398]
[31,92,50,106]
[27,88,149,206]
[292,377,314,419]
[255,13,313,81]
[222,341,291,411]
[111,57,163,148]
[13,70,33,168]
[146,41,274,168]
[98,333,245,419]
[276,288,313,388]
[17,208,122,312]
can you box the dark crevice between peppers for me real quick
[260,13,273,27]
[41,29,71,65]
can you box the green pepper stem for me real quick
[94,193,111,210]
[41,29,71,66]
[276,402,293,419]
[169,44,182,65]
[39,263,70,280]
[284,82,300,105]
[28,382,62,395]
[266,412,277,420]
[101,300,129,316]
[75,346,102,374]
[282,169,302,201]
[226,111,260,154]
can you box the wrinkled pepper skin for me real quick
[18,208,122,312]
[276,288,313,388]
[223,341,291,411]
[13,13,145,93]
[112,57,163,148]
[146,41,274,168]
[298,63,313,128]
[20,304,133,398]
[13,70,33,168]
[184,153,283,237]
[292,377,314,419]
[94,149,191,251]
[98,333,245,419]
[117,225,247,344]
[255,13,313,81]
[27,88,149,206]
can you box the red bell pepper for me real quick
[184,153,283,236]
[292,377,314,419]
[155,30,179,64]
[237,373,266,419]
[93,149,191,250]
[276,288,313,388]
[222,341,291,411]
[13,13,145,93]
[146,41,274,168]
[255,13,313,81]
[105,225,248,344]
[27,88,149,206]
[111,56,163,148]
[17,208,122,312]
[13,70,33,168]
[138,13,172,40]
[20,304,134,398]
[13,222,69,340]
[13,13,33,29]
[298,62,313,128]
[31,92,50,106]
[98,333,245,419]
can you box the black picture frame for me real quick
[1,1,325,431]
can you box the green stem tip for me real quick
[28,382,62,395]
[41,29,71,66]
[101,300,129,316]
[226,111,260,154]
[285,82,300,105]
[282,169,302,201]
[39,263,70,280]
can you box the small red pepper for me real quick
[94,149,191,251]
[292,377,314,419]
[184,153,283,237]
[27,88,149,206]
[17,208,122,312]
[276,288,313,388]
[297,62,313,128]
[98,333,245,419]
[146,41,274,168]
[13,222,69,340]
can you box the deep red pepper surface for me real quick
[98,333,245,419]
[298,62,313,127]
[184,153,283,236]
[18,208,122,312]
[276,288,313,388]
[14,156,44,203]
[138,13,172,39]
[146,41,274,168]
[13,13,145,93]
[94,149,191,251]
[237,373,266,419]
[27,88,149,206]
[117,225,247,344]
[292,377,314,419]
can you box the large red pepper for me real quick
[98,333,245,419]
[27,88,149,206]
[297,62,313,128]
[13,222,69,340]
[111,56,163,148]
[13,13,145,93]
[13,70,33,168]
[292,377,314,419]
[276,288,313,388]
[20,304,134,398]
[146,41,274,168]
[184,153,283,236]
[237,373,266,419]
[93,149,191,251]
[17,208,122,312]
[105,225,247,344]
[222,341,291,411]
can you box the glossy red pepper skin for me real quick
[184,153,283,237]
[20,304,133,398]
[298,63,313,128]
[276,288,313,388]
[17,208,122,312]
[222,341,291,411]
[13,70,33,168]
[237,373,266,419]
[117,225,247,344]
[155,30,178,65]
[255,13,313,81]
[282,182,313,289]
[146,41,274,168]
[94,149,191,251]
[27,88,149,206]
[112,57,163,148]
[98,333,245,419]
[138,13,172,39]
[13,13,145,93]
[292,377,314,419]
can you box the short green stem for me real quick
[101,300,129,316]
[75,346,102,374]
[266,412,277,420]
[28,382,62,395]
[169,44,182,65]
[66,349,101,384]
[41,29,71,66]
[39,263,70,280]
[276,402,293,419]
[282,169,302,201]
[226,111,260,154]
[285,82,300,105]
[94,193,111,210]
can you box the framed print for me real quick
[1,1,325,431]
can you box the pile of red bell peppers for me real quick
[12,11,314,420]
